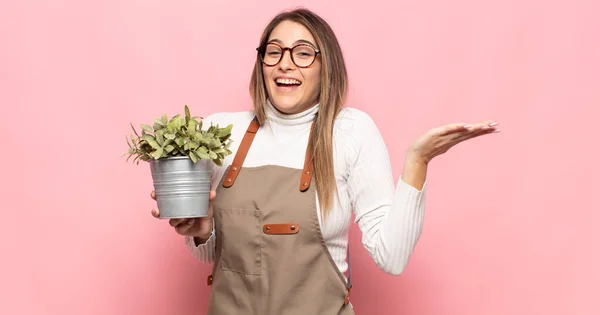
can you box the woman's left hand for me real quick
[407,120,500,165]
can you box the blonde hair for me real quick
[249,8,348,217]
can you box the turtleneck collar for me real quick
[265,99,319,126]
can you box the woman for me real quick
[150,8,499,315]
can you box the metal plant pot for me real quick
[150,156,212,219]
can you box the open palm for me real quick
[410,120,499,164]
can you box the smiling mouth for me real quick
[275,78,302,87]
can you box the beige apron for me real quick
[206,117,354,315]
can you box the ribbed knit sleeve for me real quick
[345,111,427,275]
[184,233,216,264]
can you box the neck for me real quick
[266,100,319,126]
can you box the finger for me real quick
[175,219,196,235]
[454,127,494,143]
[477,127,500,135]
[151,208,160,218]
[206,190,216,217]
[150,190,156,200]
[438,123,470,136]
[169,218,189,227]
[436,123,499,157]
[471,120,499,130]
[446,121,498,139]
[469,122,500,136]
[477,122,497,131]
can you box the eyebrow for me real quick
[268,38,317,48]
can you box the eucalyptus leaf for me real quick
[219,133,231,142]
[142,135,161,150]
[185,105,191,123]
[151,147,163,159]
[141,124,153,133]
[188,120,198,133]
[155,130,164,146]
[196,150,210,159]
[217,124,233,137]
[164,133,176,140]
[207,139,221,150]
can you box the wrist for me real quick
[192,218,214,246]
[401,149,428,191]
[405,148,429,167]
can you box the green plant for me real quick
[125,105,233,165]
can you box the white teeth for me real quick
[276,78,301,85]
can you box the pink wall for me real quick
[1,0,598,314]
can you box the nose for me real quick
[278,49,296,71]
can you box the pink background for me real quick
[1,0,598,314]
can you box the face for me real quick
[262,20,321,115]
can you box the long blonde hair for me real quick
[249,8,348,217]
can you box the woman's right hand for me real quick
[150,190,216,244]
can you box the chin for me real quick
[269,97,303,114]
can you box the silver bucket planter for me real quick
[150,156,211,219]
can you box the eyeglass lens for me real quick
[262,44,317,67]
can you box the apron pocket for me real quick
[218,207,262,276]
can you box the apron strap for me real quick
[299,121,316,192]
[222,117,259,188]
[347,248,352,288]
[223,115,315,192]
[344,247,353,305]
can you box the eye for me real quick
[293,46,316,59]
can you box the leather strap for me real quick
[299,123,315,192]
[344,248,353,304]
[263,223,299,235]
[222,117,259,188]
[223,116,315,192]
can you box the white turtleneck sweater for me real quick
[184,102,427,276]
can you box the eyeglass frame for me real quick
[256,42,321,68]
